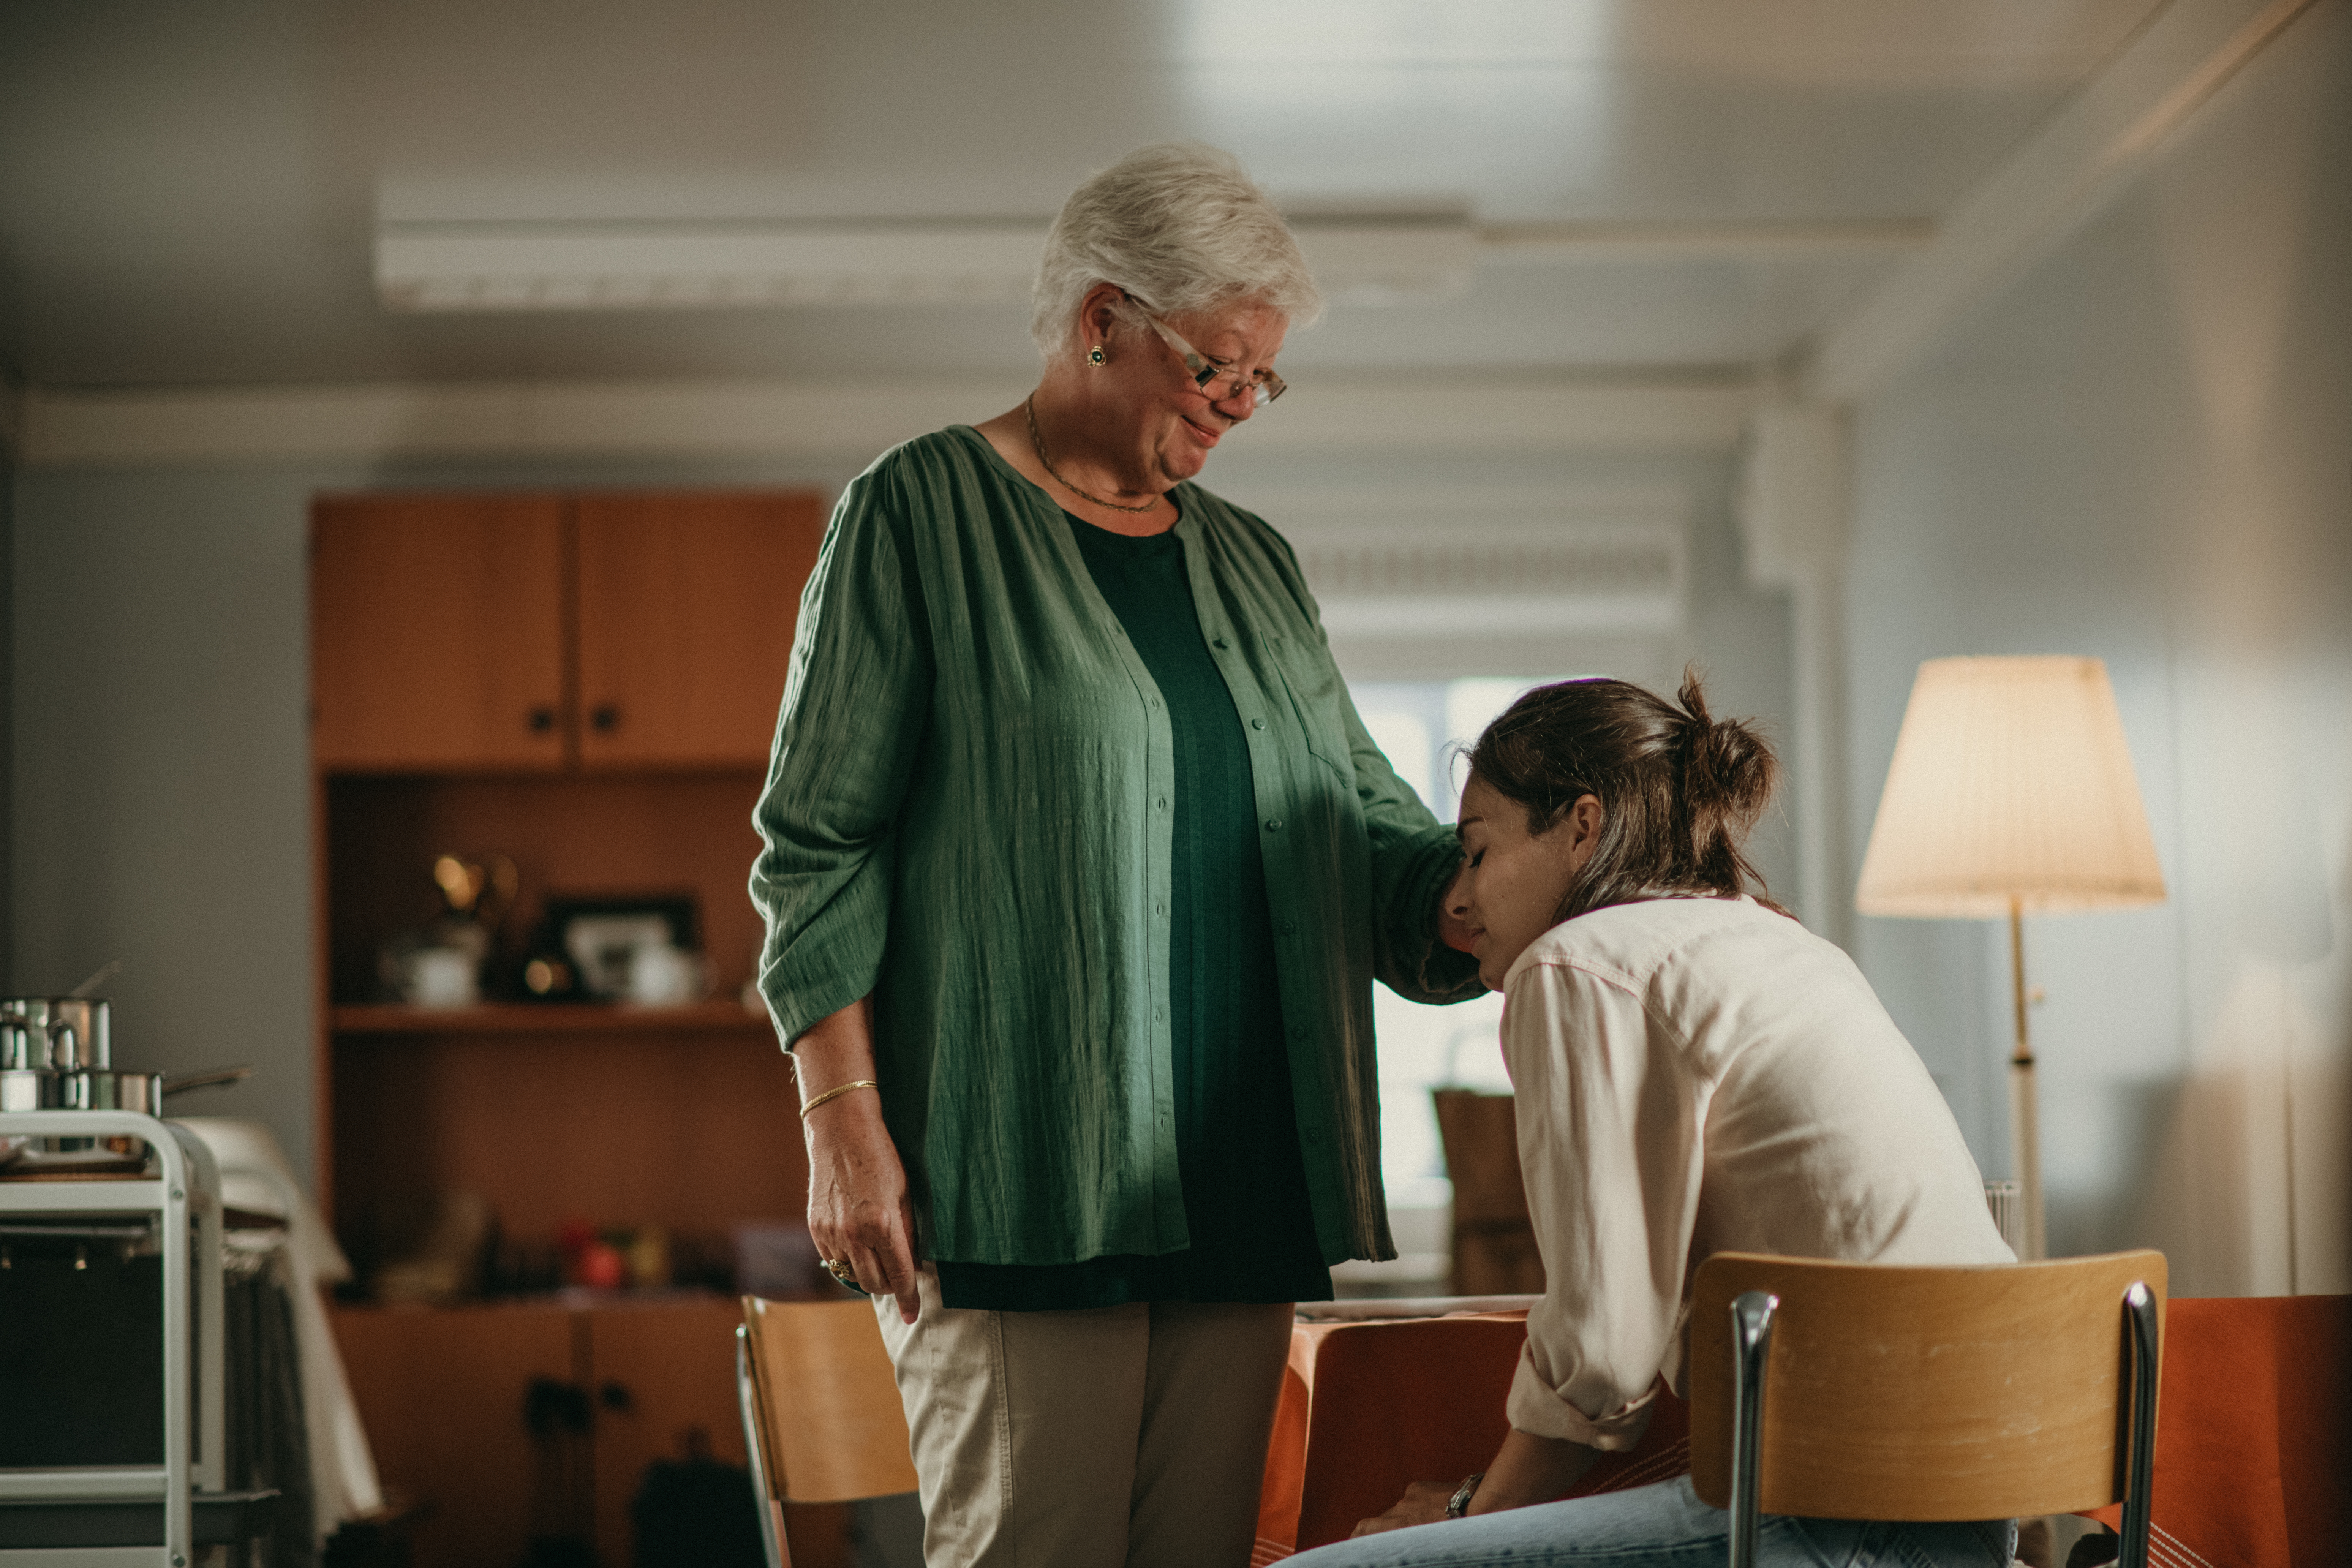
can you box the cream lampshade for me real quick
[1855,656,2166,1258]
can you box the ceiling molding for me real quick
[1807,0,2323,401]
[375,219,1480,311]
[1478,219,1936,265]
[372,216,1935,314]
[376,221,1046,311]
[16,376,1756,468]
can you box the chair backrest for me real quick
[738,1296,919,1506]
[1431,1089,1546,1296]
[1688,1250,2166,1521]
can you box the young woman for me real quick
[1292,673,2015,1568]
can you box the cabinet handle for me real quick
[590,704,621,734]
[526,706,557,734]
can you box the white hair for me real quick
[1030,142,1325,359]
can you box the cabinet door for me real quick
[312,495,568,770]
[331,1304,579,1568]
[588,1301,746,1565]
[574,493,826,768]
[589,1301,853,1568]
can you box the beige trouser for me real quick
[874,1267,1295,1568]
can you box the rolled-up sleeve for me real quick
[1503,958,1705,1449]
[750,465,933,1048]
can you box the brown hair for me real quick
[1464,668,1782,922]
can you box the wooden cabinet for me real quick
[312,490,825,771]
[331,1304,577,1568]
[575,493,824,768]
[313,488,847,1568]
[311,495,569,771]
[590,1300,759,1564]
[334,1301,855,1568]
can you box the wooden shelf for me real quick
[331,1001,772,1035]
[311,490,835,1568]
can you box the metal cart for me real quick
[0,1109,271,1566]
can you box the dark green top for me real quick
[936,514,1331,1309]
[751,426,1482,1270]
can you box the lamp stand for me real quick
[2006,898,2047,1260]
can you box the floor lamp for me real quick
[1854,657,2166,1259]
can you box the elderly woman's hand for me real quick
[806,1098,921,1321]
[796,997,922,1323]
[1349,1480,1457,1536]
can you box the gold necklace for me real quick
[1025,396,1163,514]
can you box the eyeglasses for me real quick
[1133,306,1287,409]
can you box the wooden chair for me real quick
[1689,1250,2165,1568]
[1431,1089,1547,1296]
[735,1296,921,1568]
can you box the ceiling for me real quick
[0,0,2164,390]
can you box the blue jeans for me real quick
[1283,1476,2015,1567]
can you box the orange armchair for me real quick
[2081,1293,2350,1567]
[1253,1312,1689,1558]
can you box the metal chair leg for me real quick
[1727,1290,1778,1568]
[2117,1283,2161,1568]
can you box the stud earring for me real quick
[1088,345,1106,366]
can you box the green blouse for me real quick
[934,513,1331,1309]
[751,426,1481,1269]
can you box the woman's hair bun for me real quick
[1465,666,1782,921]
[1673,672,1777,844]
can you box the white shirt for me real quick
[1500,895,2014,1449]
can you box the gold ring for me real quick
[821,1257,861,1290]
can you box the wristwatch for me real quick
[1445,1471,1484,1519]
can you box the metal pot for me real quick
[0,1015,70,1122]
[53,1064,254,1115]
[2,1015,50,1071]
[0,997,109,1069]
[3,1065,254,1171]
[0,1068,57,1113]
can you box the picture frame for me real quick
[540,893,700,1000]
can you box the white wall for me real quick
[12,466,319,1165]
[1843,3,2352,1294]
[10,442,1791,1196]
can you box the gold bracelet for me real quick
[798,1079,879,1119]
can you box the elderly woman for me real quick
[751,142,1482,1568]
